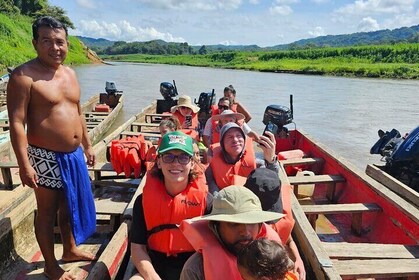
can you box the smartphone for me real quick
[185,115,192,127]
[263,121,278,136]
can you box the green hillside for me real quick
[0,13,90,72]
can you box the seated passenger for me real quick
[203,106,259,148]
[159,117,180,136]
[179,185,285,280]
[223,84,252,122]
[170,95,200,131]
[130,131,212,280]
[206,122,279,194]
[245,168,305,280]
[237,238,297,280]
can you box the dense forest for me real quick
[0,1,93,71]
[79,24,419,56]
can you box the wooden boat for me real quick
[366,164,419,208]
[275,129,419,279]
[0,102,161,279]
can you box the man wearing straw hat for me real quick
[179,185,285,280]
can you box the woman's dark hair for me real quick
[218,97,231,107]
[32,16,68,40]
[237,239,294,280]
[159,117,180,132]
[223,85,236,95]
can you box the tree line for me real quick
[0,0,74,29]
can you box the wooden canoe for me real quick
[0,102,158,279]
[276,129,419,280]
[366,164,419,208]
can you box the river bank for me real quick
[102,43,419,79]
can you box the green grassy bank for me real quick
[0,13,90,73]
[102,43,419,79]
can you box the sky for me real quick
[48,0,419,47]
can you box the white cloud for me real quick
[358,17,380,31]
[311,0,329,3]
[274,0,298,4]
[76,20,185,42]
[249,0,259,4]
[133,0,242,11]
[269,5,293,15]
[76,0,96,9]
[308,26,326,37]
[336,0,415,16]
[219,40,238,45]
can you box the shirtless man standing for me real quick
[7,16,96,280]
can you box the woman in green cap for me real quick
[130,131,212,280]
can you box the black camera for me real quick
[263,121,279,136]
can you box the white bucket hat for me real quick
[212,110,245,122]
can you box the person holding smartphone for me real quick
[171,95,200,141]
[205,123,279,194]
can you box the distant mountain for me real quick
[269,25,419,50]
[77,36,115,48]
[77,24,419,55]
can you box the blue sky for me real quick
[49,0,419,47]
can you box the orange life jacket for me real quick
[142,173,208,255]
[210,138,256,189]
[211,118,221,144]
[180,219,282,280]
[180,128,200,142]
[110,135,147,178]
[285,272,299,280]
[270,181,295,243]
[230,103,238,112]
[173,111,199,130]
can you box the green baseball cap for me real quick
[158,131,194,156]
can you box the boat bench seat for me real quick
[301,203,381,235]
[84,111,110,116]
[95,199,128,232]
[332,259,419,279]
[280,157,324,167]
[120,131,161,140]
[0,161,19,189]
[323,242,419,259]
[288,174,345,202]
[87,162,139,188]
[145,113,172,123]
[130,122,159,132]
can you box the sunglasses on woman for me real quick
[160,153,192,165]
[218,105,229,110]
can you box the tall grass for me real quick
[0,13,90,72]
[102,43,419,79]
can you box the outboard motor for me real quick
[194,90,216,128]
[370,126,419,191]
[99,81,122,108]
[157,80,178,113]
[262,103,293,138]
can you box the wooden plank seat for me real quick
[130,122,159,132]
[323,242,419,259]
[95,199,128,232]
[0,161,19,189]
[87,162,139,188]
[301,203,381,235]
[288,174,345,202]
[84,111,110,116]
[145,113,172,123]
[332,259,419,279]
[280,157,324,167]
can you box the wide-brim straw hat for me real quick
[195,185,285,224]
[212,109,245,122]
[170,95,200,114]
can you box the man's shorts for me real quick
[27,144,63,189]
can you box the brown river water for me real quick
[75,62,419,172]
